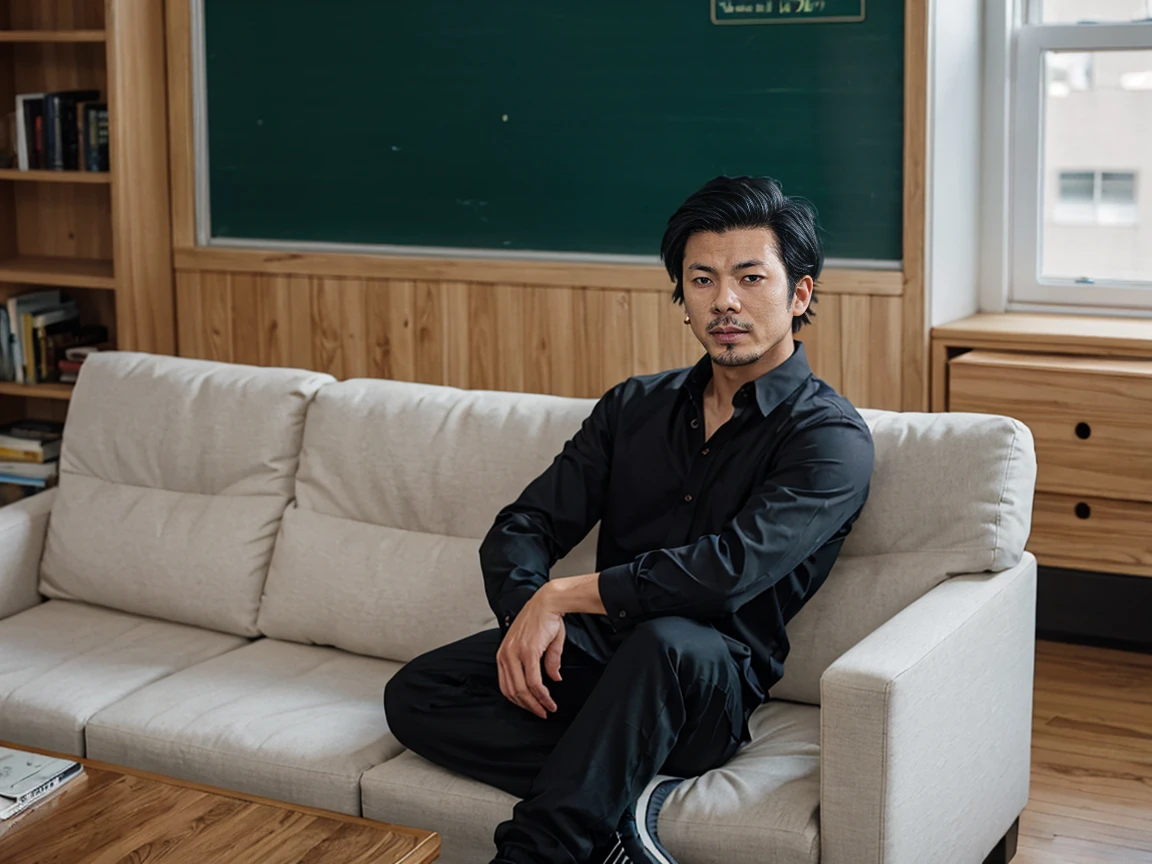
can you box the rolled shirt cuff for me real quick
[597,562,645,632]
[497,585,541,633]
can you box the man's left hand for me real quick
[497,586,566,719]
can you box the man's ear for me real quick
[791,276,814,316]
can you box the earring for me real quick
[684,315,691,325]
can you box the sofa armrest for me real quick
[819,554,1036,864]
[0,488,56,621]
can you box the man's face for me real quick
[681,228,812,368]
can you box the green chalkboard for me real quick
[204,1,903,261]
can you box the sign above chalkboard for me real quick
[712,0,865,25]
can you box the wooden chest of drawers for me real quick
[948,350,1152,578]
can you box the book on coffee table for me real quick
[0,746,83,819]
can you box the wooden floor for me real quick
[1020,639,1152,863]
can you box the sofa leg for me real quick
[982,817,1020,864]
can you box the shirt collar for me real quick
[682,341,813,417]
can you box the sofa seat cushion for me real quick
[0,599,246,756]
[360,700,820,864]
[86,639,405,815]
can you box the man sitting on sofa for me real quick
[384,176,874,864]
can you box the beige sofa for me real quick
[0,351,1037,864]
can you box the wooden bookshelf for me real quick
[0,0,173,425]
[0,168,110,183]
[0,30,104,42]
[0,381,73,399]
[0,256,114,289]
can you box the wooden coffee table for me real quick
[0,741,439,863]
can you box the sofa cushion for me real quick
[360,699,820,864]
[771,410,1036,705]
[258,379,599,662]
[0,599,246,755]
[39,352,334,636]
[86,639,405,815]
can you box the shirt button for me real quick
[690,418,699,429]
[618,610,627,618]
[684,494,693,502]
[701,448,710,456]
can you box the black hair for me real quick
[660,175,823,333]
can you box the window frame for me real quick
[1009,15,1152,310]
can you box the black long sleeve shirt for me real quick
[479,342,874,704]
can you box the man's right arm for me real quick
[480,385,621,633]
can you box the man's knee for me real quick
[621,616,730,670]
[383,661,422,747]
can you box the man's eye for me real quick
[692,277,712,285]
[743,275,763,283]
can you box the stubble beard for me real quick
[711,345,765,367]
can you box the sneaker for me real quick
[602,775,684,864]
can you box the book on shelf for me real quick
[14,93,43,171]
[78,101,108,172]
[0,746,83,820]
[12,92,108,173]
[0,419,64,464]
[2,289,109,385]
[42,90,101,172]
[0,460,57,481]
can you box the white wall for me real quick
[927,0,985,327]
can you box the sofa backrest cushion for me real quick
[770,409,1036,704]
[39,352,333,636]
[257,379,599,661]
[260,378,1036,689]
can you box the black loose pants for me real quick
[383,615,750,864]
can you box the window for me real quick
[1009,2,1152,307]
[1053,169,1138,227]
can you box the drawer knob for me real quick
[1075,422,1092,440]
[1075,502,1091,520]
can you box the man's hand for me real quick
[496,574,606,718]
[497,586,566,719]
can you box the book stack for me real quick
[1,289,109,384]
[0,419,63,501]
[15,90,108,172]
[0,417,63,490]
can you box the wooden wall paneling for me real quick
[869,295,903,411]
[380,278,416,383]
[253,272,288,368]
[282,274,314,371]
[901,0,929,411]
[440,281,470,389]
[412,280,443,386]
[108,0,175,354]
[582,288,632,397]
[228,272,261,366]
[840,295,871,406]
[175,270,203,359]
[165,0,195,247]
[8,0,104,29]
[200,271,232,362]
[803,294,843,393]
[493,283,526,393]
[338,278,368,380]
[309,276,345,378]
[465,281,497,390]
[628,292,662,379]
[173,247,902,298]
